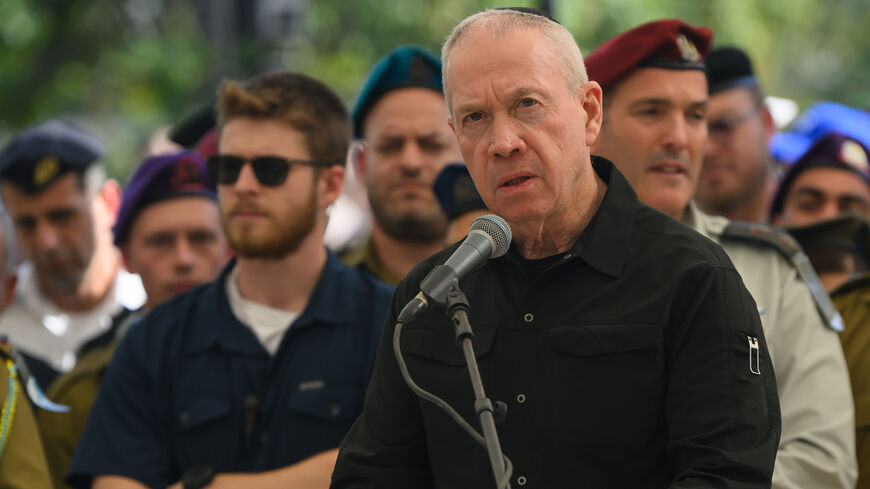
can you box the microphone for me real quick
[398,214,511,324]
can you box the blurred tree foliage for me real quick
[1,0,868,180]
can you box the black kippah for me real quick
[706,46,758,94]
[494,7,560,24]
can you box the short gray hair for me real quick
[441,9,588,110]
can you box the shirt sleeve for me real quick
[331,295,435,489]
[666,266,781,488]
[767,267,856,489]
[65,326,174,489]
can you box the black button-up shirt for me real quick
[332,158,781,489]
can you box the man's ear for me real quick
[760,106,776,143]
[96,179,122,227]
[319,166,346,209]
[354,142,367,177]
[581,81,604,147]
[119,245,135,274]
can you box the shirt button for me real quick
[523,313,534,323]
[516,394,526,404]
[330,403,342,417]
[517,475,528,486]
[260,433,270,443]
[179,412,191,423]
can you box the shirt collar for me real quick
[186,250,357,355]
[568,156,637,278]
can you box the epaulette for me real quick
[722,221,844,332]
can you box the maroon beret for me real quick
[586,19,713,91]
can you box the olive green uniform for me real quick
[38,339,116,489]
[0,343,52,489]
[832,272,870,489]
[688,204,857,489]
[340,238,399,285]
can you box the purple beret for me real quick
[586,19,713,91]
[771,132,870,216]
[114,151,216,245]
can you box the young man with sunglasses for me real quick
[696,47,780,223]
[588,21,856,489]
[67,72,393,489]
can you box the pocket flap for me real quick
[287,386,362,421]
[548,323,662,357]
[176,398,231,431]
[401,327,497,366]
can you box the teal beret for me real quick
[352,45,442,138]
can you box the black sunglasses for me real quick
[206,155,331,187]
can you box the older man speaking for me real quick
[332,8,780,489]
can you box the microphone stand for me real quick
[445,288,512,489]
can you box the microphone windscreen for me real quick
[469,215,511,258]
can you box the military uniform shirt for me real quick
[0,263,145,386]
[0,344,52,489]
[340,238,400,285]
[331,158,781,489]
[67,252,393,489]
[832,272,870,489]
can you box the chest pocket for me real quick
[287,385,362,421]
[174,397,234,466]
[543,323,665,449]
[285,385,366,454]
[400,326,497,450]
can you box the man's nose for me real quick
[173,238,195,271]
[398,141,424,174]
[232,164,261,193]
[34,222,60,251]
[489,117,526,158]
[662,114,690,151]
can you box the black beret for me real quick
[706,46,759,95]
[0,119,104,193]
[433,163,487,219]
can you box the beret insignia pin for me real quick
[676,34,701,62]
[34,156,60,187]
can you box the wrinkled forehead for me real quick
[446,28,566,108]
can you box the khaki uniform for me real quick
[0,343,52,489]
[340,238,399,285]
[38,339,116,489]
[832,272,870,489]
[689,205,857,489]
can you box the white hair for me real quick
[441,9,588,110]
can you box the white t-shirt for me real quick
[0,262,146,373]
[225,266,298,356]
